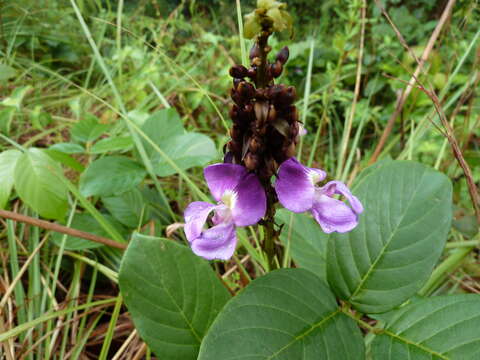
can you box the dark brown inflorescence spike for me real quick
[227,41,301,185]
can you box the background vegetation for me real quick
[0,0,479,358]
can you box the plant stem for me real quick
[262,187,278,271]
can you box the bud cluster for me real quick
[227,43,301,183]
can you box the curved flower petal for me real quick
[190,221,237,260]
[311,194,359,233]
[204,163,248,201]
[320,181,364,214]
[231,173,266,226]
[275,157,325,213]
[184,201,216,243]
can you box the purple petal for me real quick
[320,181,364,214]
[231,173,266,226]
[190,221,237,260]
[184,201,216,242]
[275,157,326,213]
[204,163,248,201]
[311,194,359,233]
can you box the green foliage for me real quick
[327,161,453,313]
[14,148,69,220]
[198,268,364,359]
[119,234,231,360]
[0,150,22,208]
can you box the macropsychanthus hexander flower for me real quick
[184,163,266,260]
[275,157,363,233]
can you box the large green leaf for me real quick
[152,132,218,177]
[0,149,22,208]
[371,295,480,359]
[276,209,328,279]
[102,188,148,228]
[139,108,218,176]
[79,156,146,197]
[198,268,364,360]
[327,161,452,314]
[14,148,69,220]
[119,234,230,360]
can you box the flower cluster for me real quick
[184,158,362,260]
[182,3,363,261]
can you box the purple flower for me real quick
[184,163,266,260]
[275,157,363,233]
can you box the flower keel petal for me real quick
[311,195,359,233]
[190,222,237,260]
[184,201,216,242]
[321,181,364,214]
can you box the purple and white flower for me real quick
[275,157,363,233]
[184,163,266,260]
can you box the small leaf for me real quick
[1,85,31,109]
[276,209,328,278]
[141,108,184,157]
[371,295,480,359]
[80,156,146,197]
[152,132,218,177]
[199,268,364,359]
[50,142,85,154]
[90,136,133,154]
[119,234,230,360]
[14,148,69,220]
[0,64,16,83]
[327,161,453,313]
[71,114,110,143]
[45,150,85,172]
[0,150,22,208]
[103,188,148,228]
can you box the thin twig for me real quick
[0,209,127,250]
[369,0,456,164]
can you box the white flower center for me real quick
[221,190,237,210]
[308,170,322,185]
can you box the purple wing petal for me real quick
[275,157,325,213]
[184,201,216,243]
[231,173,266,226]
[321,181,364,214]
[190,221,237,260]
[311,194,359,233]
[204,163,248,201]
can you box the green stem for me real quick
[262,187,278,271]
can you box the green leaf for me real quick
[0,150,22,208]
[276,209,328,279]
[103,188,148,228]
[45,150,85,172]
[152,133,218,177]
[371,295,480,359]
[80,156,146,197]
[71,114,110,143]
[327,161,452,314]
[0,64,17,83]
[90,136,133,154]
[1,85,31,109]
[141,108,184,157]
[198,268,364,360]
[14,148,69,220]
[51,213,125,250]
[49,142,85,154]
[119,234,230,360]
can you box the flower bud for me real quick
[230,65,249,78]
[267,104,277,122]
[270,61,283,78]
[237,81,255,98]
[244,152,259,170]
[275,46,289,64]
[249,43,261,60]
[249,136,264,153]
[247,68,257,78]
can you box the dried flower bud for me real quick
[276,46,289,64]
[244,152,259,170]
[270,61,283,78]
[230,65,249,78]
[252,57,262,66]
[247,68,257,78]
[237,81,255,98]
[249,43,261,60]
[284,142,296,158]
[233,78,242,89]
[249,136,263,153]
[267,104,277,122]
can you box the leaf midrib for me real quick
[382,329,449,360]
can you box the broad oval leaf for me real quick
[71,114,110,143]
[0,149,22,208]
[14,148,69,220]
[276,209,328,279]
[90,136,133,154]
[102,188,148,228]
[371,295,480,359]
[80,156,146,197]
[152,132,218,177]
[198,268,364,360]
[119,234,230,360]
[327,161,452,313]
